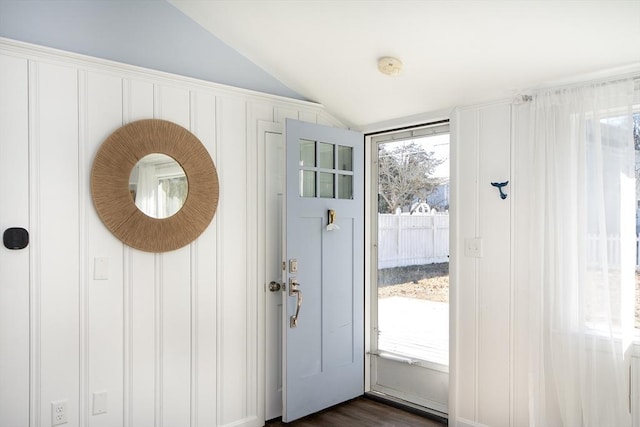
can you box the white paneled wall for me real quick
[451,102,514,427]
[0,38,338,427]
[0,53,30,427]
[453,100,640,427]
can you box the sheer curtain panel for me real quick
[519,79,638,427]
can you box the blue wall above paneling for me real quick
[0,0,305,101]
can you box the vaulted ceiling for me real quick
[170,0,640,128]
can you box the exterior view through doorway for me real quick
[368,121,450,417]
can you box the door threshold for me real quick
[364,391,448,425]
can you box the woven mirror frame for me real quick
[91,119,219,252]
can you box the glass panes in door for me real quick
[299,140,354,200]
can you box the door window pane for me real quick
[338,174,353,199]
[338,145,353,171]
[300,140,315,167]
[300,170,316,197]
[319,172,334,198]
[318,142,334,169]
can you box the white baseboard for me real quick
[454,418,490,427]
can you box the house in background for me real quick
[0,1,639,427]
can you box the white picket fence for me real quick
[378,213,449,269]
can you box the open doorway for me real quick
[368,121,450,416]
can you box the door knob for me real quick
[268,281,281,292]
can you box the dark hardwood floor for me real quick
[265,397,447,426]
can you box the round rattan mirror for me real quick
[91,119,219,252]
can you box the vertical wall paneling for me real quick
[453,103,513,427]
[130,250,158,426]
[84,71,125,427]
[512,103,531,427]
[453,108,479,422]
[191,90,218,427]
[155,84,193,427]
[79,69,89,427]
[124,78,156,427]
[28,59,42,427]
[246,100,258,427]
[0,39,343,427]
[476,105,511,427]
[214,97,226,427]
[275,107,299,124]
[0,53,29,427]
[155,254,163,426]
[216,95,252,426]
[35,61,81,426]
[123,78,155,123]
[123,249,132,427]
[298,110,317,124]
[28,61,42,427]
[155,84,191,129]
[509,108,517,427]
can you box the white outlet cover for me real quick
[51,400,68,426]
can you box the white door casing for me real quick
[261,122,285,421]
[282,118,364,422]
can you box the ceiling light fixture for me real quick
[377,56,403,76]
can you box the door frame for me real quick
[363,117,456,420]
[259,116,458,422]
[258,120,285,422]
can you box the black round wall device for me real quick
[3,227,29,250]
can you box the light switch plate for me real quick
[92,390,107,415]
[94,257,109,280]
[464,237,483,258]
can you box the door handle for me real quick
[289,279,302,328]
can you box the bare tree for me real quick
[378,142,444,214]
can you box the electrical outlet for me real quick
[51,400,68,426]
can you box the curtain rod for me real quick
[518,74,640,102]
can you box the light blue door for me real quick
[283,119,364,422]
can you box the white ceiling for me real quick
[170,0,640,129]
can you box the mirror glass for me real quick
[129,153,188,219]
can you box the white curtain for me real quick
[519,79,637,427]
[135,162,158,218]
